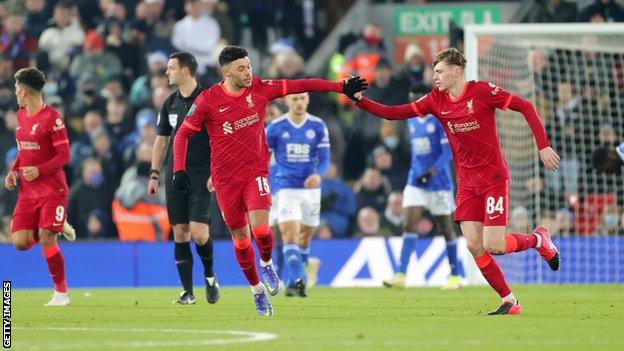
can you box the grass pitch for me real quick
[9,285,624,351]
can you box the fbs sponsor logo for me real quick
[222,121,233,135]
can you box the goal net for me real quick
[464,24,624,284]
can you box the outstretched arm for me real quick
[508,95,560,171]
[355,97,419,120]
[283,78,343,95]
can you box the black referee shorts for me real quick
[165,164,212,225]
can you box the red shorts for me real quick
[215,175,272,229]
[454,180,509,226]
[11,196,67,233]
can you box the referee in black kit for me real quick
[148,52,219,305]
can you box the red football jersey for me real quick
[14,105,69,199]
[357,80,550,187]
[410,81,513,185]
[174,77,342,187]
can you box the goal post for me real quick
[463,23,624,284]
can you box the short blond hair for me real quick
[432,48,466,69]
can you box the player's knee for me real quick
[251,223,270,238]
[466,241,485,257]
[191,231,209,245]
[484,241,505,255]
[13,240,30,251]
[232,235,251,250]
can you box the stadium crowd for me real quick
[0,0,623,242]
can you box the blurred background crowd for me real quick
[0,0,623,242]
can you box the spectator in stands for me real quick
[69,75,107,120]
[510,206,531,234]
[0,54,14,87]
[69,30,122,88]
[105,96,133,144]
[354,167,392,214]
[353,58,409,157]
[68,158,116,239]
[129,51,168,108]
[38,1,85,73]
[381,192,404,236]
[120,108,157,167]
[84,209,110,239]
[24,0,50,38]
[320,162,356,238]
[171,0,221,75]
[578,0,624,22]
[0,10,39,70]
[546,80,581,205]
[91,129,123,191]
[0,109,17,172]
[370,145,406,191]
[554,208,574,236]
[399,43,426,87]
[0,148,18,232]
[600,204,620,235]
[342,22,389,87]
[113,142,170,242]
[354,207,393,237]
[521,0,578,23]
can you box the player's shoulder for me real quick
[307,114,326,124]
[43,105,62,121]
[268,114,289,128]
[471,80,503,94]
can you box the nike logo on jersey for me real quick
[441,110,451,115]
[488,215,501,220]
[53,222,63,227]
[219,106,230,112]
[259,192,269,197]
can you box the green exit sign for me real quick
[395,5,502,36]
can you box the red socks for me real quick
[251,224,274,263]
[505,233,538,253]
[232,236,260,285]
[42,244,67,293]
[475,253,511,298]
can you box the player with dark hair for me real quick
[346,48,561,315]
[173,46,366,316]
[592,144,623,174]
[5,67,72,306]
[149,52,220,305]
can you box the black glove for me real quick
[416,170,434,186]
[172,170,191,193]
[343,76,369,102]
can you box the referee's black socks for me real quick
[195,238,215,278]
[175,242,194,294]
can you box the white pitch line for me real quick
[12,326,277,350]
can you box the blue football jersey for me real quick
[407,115,453,190]
[266,114,330,189]
[617,142,624,162]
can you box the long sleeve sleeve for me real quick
[283,78,343,95]
[507,95,550,150]
[356,97,420,120]
[317,147,330,177]
[38,141,70,175]
[173,121,201,172]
